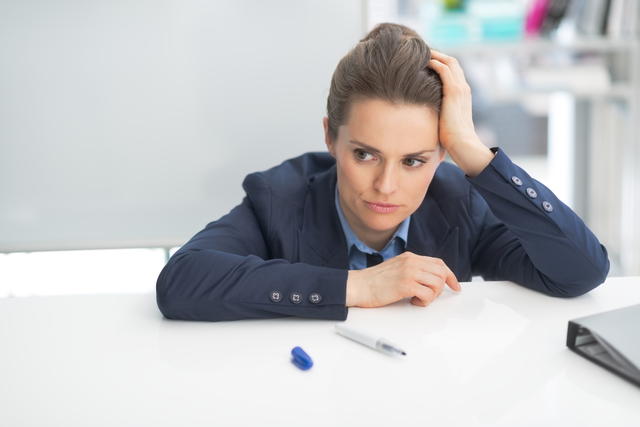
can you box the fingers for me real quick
[429,50,459,68]
[429,50,466,83]
[428,51,470,96]
[398,253,461,306]
[427,57,455,87]
[409,283,436,307]
[410,295,433,307]
[415,255,461,293]
[351,252,460,309]
[444,263,462,292]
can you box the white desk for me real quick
[1,277,639,426]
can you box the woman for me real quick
[156,24,609,322]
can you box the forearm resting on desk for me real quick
[345,252,461,308]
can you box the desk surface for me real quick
[1,278,640,426]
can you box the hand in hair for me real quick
[427,50,495,178]
[345,252,461,308]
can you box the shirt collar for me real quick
[334,186,410,255]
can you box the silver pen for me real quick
[335,322,406,356]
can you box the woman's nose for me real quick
[373,165,398,194]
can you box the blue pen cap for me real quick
[291,346,313,370]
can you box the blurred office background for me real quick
[1,0,639,297]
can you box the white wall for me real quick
[0,0,363,252]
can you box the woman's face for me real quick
[323,98,444,250]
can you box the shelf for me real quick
[608,84,636,100]
[439,37,639,57]
[480,83,633,105]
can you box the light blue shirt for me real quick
[334,187,410,270]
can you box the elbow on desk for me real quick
[156,271,217,321]
[543,255,610,298]
[155,252,220,321]
[545,239,611,298]
[155,256,184,320]
[547,279,603,298]
[156,251,260,321]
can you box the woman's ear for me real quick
[323,117,336,158]
[438,145,447,163]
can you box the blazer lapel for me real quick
[298,165,349,269]
[406,194,454,258]
[298,165,456,272]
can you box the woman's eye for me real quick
[403,158,424,168]
[355,150,373,161]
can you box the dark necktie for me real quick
[366,253,383,268]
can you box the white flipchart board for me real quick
[0,0,363,252]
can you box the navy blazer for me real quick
[156,149,609,321]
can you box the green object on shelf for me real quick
[422,0,525,46]
[443,0,466,11]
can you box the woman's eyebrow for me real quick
[348,139,436,157]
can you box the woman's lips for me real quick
[365,201,400,214]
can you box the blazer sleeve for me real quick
[156,176,348,322]
[467,148,609,297]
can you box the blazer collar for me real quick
[299,165,453,268]
[299,165,349,269]
[405,194,453,257]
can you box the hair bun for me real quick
[360,23,421,43]
[326,23,442,142]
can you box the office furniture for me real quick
[377,0,640,278]
[366,3,640,276]
[1,277,639,426]
[442,36,640,276]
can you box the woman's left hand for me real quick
[428,50,494,178]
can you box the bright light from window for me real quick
[0,248,167,298]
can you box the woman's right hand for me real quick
[345,251,461,308]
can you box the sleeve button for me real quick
[511,176,523,186]
[309,293,322,304]
[542,201,553,212]
[290,292,302,304]
[269,291,282,303]
[526,188,538,198]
